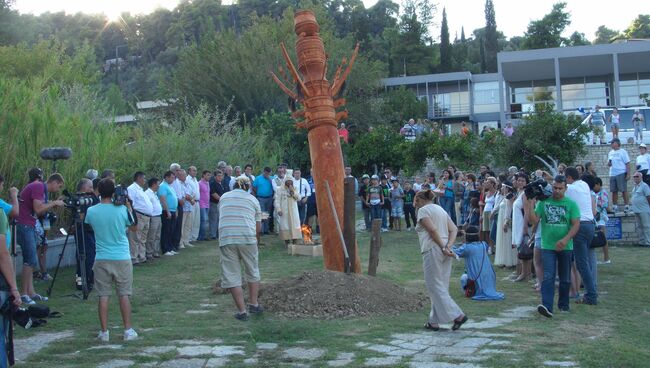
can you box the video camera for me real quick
[63,190,94,210]
[524,179,552,201]
[113,185,129,206]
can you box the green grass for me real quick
[16,230,650,367]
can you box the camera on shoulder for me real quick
[524,179,552,201]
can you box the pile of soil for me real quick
[260,270,428,319]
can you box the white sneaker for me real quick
[97,330,109,342]
[179,244,186,249]
[164,251,175,256]
[613,205,618,213]
[171,250,178,255]
[123,328,138,341]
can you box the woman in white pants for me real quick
[415,189,467,331]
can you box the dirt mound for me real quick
[260,270,427,319]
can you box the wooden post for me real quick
[343,177,360,273]
[368,219,382,276]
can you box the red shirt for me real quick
[18,181,45,227]
[338,128,349,143]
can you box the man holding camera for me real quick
[127,172,152,265]
[84,179,138,342]
[75,178,98,292]
[525,175,580,318]
[17,173,65,305]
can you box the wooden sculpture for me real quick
[271,9,360,273]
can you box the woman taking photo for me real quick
[480,177,497,250]
[415,189,467,331]
[438,169,457,224]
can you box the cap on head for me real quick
[362,174,370,179]
[371,174,379,180]
[641,143,647,148]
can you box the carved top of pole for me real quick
[270,9,359,131]
[294,10,320,36]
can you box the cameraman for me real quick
[0,208,22,367]
[75,178,98,292]
[84,179,138,342]
[17,173,65,305]
[525,175,580,318]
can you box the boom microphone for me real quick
[39,147,72,161]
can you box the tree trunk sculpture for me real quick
[271,9,360,272]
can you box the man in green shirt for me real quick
[525,175,580,318]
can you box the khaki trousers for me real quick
[146,215,162,258]
[129,212,150,263]
[422,247,463,324]
[181,210,194,247]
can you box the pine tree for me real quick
[484,0,498,72]
[439,7,452,72]
[461,26,466,43]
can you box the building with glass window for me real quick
[382,40,650,132]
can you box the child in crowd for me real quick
[389,179,404,231]
[594,177,610,264]
[464,197,481,230]
[403,182,416,231]
[367,175,384,231]
[380,176,391,231]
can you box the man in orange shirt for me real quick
[338,123,349,143]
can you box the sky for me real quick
[12,0,650,41]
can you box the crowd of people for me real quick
[0,132,648,361]
[363,137,650,322]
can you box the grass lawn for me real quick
[14,229,650,367]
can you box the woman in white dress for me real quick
[494,181,517,267]
[274,178,302,245]
[511,174,532,281]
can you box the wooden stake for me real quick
[343,177,359,273]
[368,219,382,276]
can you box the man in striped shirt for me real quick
[218,175,262,321]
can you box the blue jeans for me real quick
[16,224,39,267]
[362,207,371,230]
[573,222,598,304]
[209,202,220,239]
[257,196,273,234]
[439,196,456,224]
[198,208,209,240]
[381,208,389,229]
[541,249,573,313]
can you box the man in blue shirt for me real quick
[158,171,178,256]
[252,167,274,235]
[84,179,137,342]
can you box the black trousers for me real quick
[172,209,183,251]
[404,204,416,228]
[161,211,177,253]
[75,224,95,287]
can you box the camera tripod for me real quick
[46,208,90,300]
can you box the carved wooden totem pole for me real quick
[271,10,360,272]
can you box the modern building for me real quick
[382,40,650,132]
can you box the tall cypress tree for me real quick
[484,0,498,72]
[461,26,466,43]
[439,7,452,72]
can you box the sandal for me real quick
[424,322,440,331]
[452,315,468,331]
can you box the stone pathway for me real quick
[22,305,580,367]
